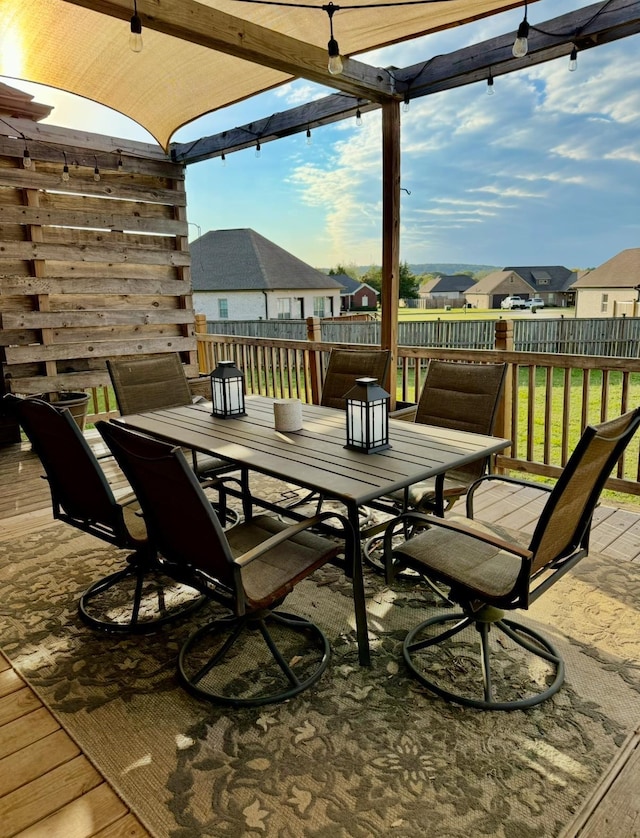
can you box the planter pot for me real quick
[35,391,90,431]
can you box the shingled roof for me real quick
[502,265,576,292]
[421,274,475,294]
[191,229,343,292]
[571,249,640,289]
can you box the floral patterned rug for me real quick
[1,513,640,838]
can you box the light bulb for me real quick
[22,147,32,168]
[62,165,70,182]
[255,141,261,159]
[221,153,226,167]
[512,19,529,58]
[569,46,578,72]
[356,108,362,126]
[487,75,494,96]
[306,128,312,146]
[327,38,343,75]
[130,13,143,53]
[402,95,410,113]
[93,158,101,181]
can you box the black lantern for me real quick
[210,360,246,418]
[344,377,391,453]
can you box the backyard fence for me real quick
[207,316,640,357]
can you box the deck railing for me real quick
[194,317,640,498]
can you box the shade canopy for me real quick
[0,0,529,148]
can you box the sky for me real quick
[3,0,639,272]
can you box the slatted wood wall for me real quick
[0,118,198,398]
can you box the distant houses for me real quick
[571,249,640,318]
[418,274,474,307]
[465,266,576,309]
[332,273,380,312]
[190,229,343,320]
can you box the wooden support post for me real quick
[494,319,513,468]
[306,316,322,404]
[380,101,400,407]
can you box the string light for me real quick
[306,127,312,145]
[512,2,529,58]
[221,152,227,166]
[22,142,32,168]
[255,140,261,158]
[130,0,143,53]
[116,150,124,169]
[569,45,578,72]
[325,3,343,75]
[356,108,362,126]
[487,67,495,95]
[93,156,101,181]
[402,92,410,113]
[61,151,70,182]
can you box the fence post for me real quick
[494,319,513,463]
[194,313,209,374]
[306,316,323,404]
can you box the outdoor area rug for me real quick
[1,512,640,838]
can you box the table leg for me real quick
[347,502,371,667]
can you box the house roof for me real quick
[191,229,344,293]
[465,270,521,293]
[571,249,640,289]
[502,265,576,292]
[4,0,533,148]
[333,274,379,296]
[422,275,475,294]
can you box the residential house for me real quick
[191,229,343,320]
[571,248,640,318]
[465,266,575,309]
[333,274,380,311]
[419,274,475,307]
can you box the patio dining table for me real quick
[115,394,510,666]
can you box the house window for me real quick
[218,298,228,319]
[361,294,369,307]
[278,298,292,319]
[313,297,326,318]
[601,294,608,313]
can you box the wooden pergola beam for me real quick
[62,0,398,103]
[171,0,640,163]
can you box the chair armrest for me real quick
[384,510,533,560]
[389,404,417,422]
[234,509,354,568]
[466,473,554,518]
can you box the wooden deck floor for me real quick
[1,434,639,837]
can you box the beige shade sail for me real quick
[0,0,529,148]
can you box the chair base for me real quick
[178,610,330,707]
[79,554,206,635]
[403,611,564,711]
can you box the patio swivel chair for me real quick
[4,394,205,634]
[320,347,392,410]
[286,347,391,510]
[97,420,355,707]
[107,353,239,524]
[383,407,640,710]
[364,360,507,580]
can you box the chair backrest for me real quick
[3,394,128,540]
[414,361,507,481]
[97,421,237,590]
[107,353,193,416]
[320,348,392,410]
[415,360,506,434]
[529,408,640,574]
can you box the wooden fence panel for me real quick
[0,124,198,413]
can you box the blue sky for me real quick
[4,0,639,271]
